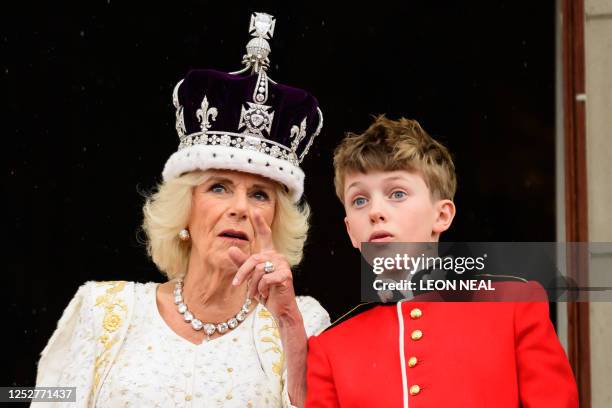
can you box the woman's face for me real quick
[187,169,277,270]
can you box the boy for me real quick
[305,116,578,407]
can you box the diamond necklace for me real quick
[174,278,252,340]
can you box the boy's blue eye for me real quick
[210,183,226,193]
[391,191,407,199]
[353,197,367,207]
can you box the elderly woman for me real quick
[35,13,329,408]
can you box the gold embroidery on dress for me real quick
[258,308,284,376]
[91,281,128,400]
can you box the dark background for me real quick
[3,1,556,386]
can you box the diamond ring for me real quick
[263,261,275,274]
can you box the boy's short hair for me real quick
[333,115,457,203]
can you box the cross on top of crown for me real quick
[249,12,275,40]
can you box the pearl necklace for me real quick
[174,278,252,340]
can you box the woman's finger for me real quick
[232,249,279,286]
[251,209,274,252]
[257,269,292,299]
[228,246,249,268]
[232,252,265,286]
[248,254,284,298]
[247,263,266,299]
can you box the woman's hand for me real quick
[229,210,308,407]
[229,210,300,321]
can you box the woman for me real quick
[35,12,329,407]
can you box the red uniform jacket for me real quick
[306,281,578,407]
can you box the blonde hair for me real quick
[333,115,457,202]
[142,171,310,279]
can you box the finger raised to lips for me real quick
[231,251,266,286]
[252,209,274,252]
[228,246,248,268]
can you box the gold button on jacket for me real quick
[410,308,422,319]
[408,356,418,368]
[409,385,421,395]
[411,329,423,340]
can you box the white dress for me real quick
[35,281,330,408]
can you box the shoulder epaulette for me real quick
[325,301,393,332]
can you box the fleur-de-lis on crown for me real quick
[290,118,308,153]
[294,108,324,164]
[196,96,218,131]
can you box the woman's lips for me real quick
[218,229,249,240]
[218,236,249,245]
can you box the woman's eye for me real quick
[210,183,226,193]
[252,190,269,201]
[391,190,407,199]
[352,197,367,207]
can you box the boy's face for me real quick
[342,170,455,249]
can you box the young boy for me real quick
[305,116,578,407]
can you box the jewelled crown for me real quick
[162,12,323,202]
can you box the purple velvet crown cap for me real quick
[162,12,323,202]
[162,69,323,202]
[177,69,322,151]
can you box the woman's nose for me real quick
[228,190,248,219]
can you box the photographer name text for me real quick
[373,279,495,291]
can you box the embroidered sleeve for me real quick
[281,295,331,408]
[296,296,331,337]
[36,281,97,407]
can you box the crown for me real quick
[162,12,323,202]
